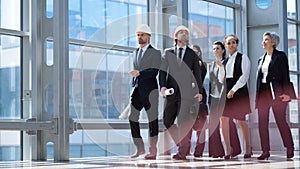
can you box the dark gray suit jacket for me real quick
[159,46,203,100]
[131,44,161,99]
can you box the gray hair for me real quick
[263,31,280,48]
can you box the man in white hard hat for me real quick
[128,24,162,160]
[159,25,203,160]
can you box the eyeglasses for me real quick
[213,47,221,50]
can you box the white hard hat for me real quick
[136,24,151,35]
[174,25,190,38]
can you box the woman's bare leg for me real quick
[237,120,251,154]
[221,116,231,155]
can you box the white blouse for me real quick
[225,51,251,92]
[261,54,271,83]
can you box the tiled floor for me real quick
[0,152,299,169]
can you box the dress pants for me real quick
[208,97,225,157]
[163,98,195,156]
[129,89,159,149]
[186,114,207,156]
[257,83,294,152]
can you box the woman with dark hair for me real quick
[255,31,295,160]
[207,41,226,158]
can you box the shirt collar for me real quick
[229,51,238,59]
[140,44,149,51]
[177,45,187,50]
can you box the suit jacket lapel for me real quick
[135,45,154,69]
[257,55,264,74]
[268,49,278,74]
[133,48,139,69]
[141,45,153,67]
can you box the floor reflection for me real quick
[0,151,299,169]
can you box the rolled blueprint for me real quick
[119,103,131,120]
[165,88,174,96]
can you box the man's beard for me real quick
[138,40,147,45]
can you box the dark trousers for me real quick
[208,97,225,156]
[129,89,159,148]
[186,114,207,156]
[257,83,294,152]
[163,98,195,156]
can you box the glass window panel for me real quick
[291,129,299,150]
[287,0,296,19]
[188,0,234,61]
[289,74,298,123]
[287,23,297,71]
[46,41,54,66]
[0,35,20,119]
[0,0,20,30]
[106,1,147,46]
[70,130,146,157]
[69,45,133,120]
[46,0,53,18]
[68,0,147,46]
[128,3,147,48]
[69,0,105,41]
[0,131,20,160]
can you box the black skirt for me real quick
[223,78,251,120]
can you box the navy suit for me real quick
[129,45,161,152]
[159,46,203,156]
[255,49,294,152]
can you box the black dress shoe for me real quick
[172,153,187,160]
[257,152,270,160]
[287,147,294,159]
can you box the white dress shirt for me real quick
[138,44,149,60]
[261,54,271,83]
[225,51,251,92]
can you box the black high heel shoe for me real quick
[224,154,231,160]
[257,152,270,160]
[212,154,224,158]
[244,148,253,158]
[231,150,241,158]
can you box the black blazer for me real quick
[255,49,291,106]
[159,46,203,100]
[131,45,161,98]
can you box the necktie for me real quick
[137,48,143,67]
[178,47,183,62]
